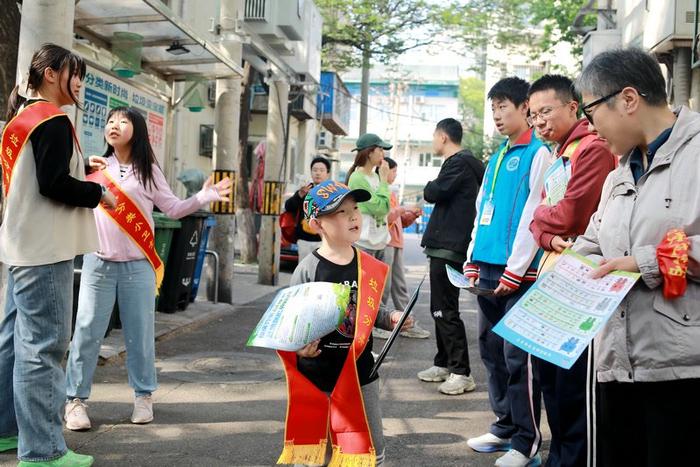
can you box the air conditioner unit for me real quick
[243,0,304,42]
[644,0,695,52]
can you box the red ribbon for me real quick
[656,228,690,299]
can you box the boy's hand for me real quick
[296,339,321,358]
[390,311,414,331]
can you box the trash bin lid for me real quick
[153,212,181,228]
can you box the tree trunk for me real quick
[359,47,371,135]
[236,62,257,263]
[0,0,20,120]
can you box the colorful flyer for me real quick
[493,249,640,369]
[247,282,350,351]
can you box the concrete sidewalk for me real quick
[0,238,551,466]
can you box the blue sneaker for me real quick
[495,449,542,467]
[467,432,511,453]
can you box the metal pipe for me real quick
[205,250,220,304]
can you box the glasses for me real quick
[527,103,571,126]
[581,89,623,125]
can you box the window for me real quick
[199,124,214,158]
[432,157,442,167]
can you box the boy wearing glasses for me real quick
[463,77,550,467]
[527,75,616,467]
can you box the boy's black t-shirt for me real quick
[297,249,378,392]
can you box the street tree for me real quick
[316,0,457,135]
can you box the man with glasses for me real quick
[527,75,616,467]
[573,48,700,467]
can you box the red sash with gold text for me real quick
[277,249,389,466]
[0,101,77,196]
[86,169,164,291]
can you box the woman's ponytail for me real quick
[5,85,26,121]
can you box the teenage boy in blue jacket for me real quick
[463,77,550,467]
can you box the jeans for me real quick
[0,260,73,461]
[66,254,157,399]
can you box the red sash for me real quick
[0,101,77,196]
[86,169,164,291]
[277,249,389,466]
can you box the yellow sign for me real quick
[261,181,283,215]
[210,169,236,214]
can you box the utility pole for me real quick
[258,76,289,285]
[208,0,243,304]
[399,92,413,204]
[359,47,371,135]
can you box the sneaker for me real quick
[131,395,154,424]
[495,449,542,467]
[417,365,449,382]
[438,373,476,395]
[17,449,94,467]
[372,327,392,339]
[0,435,17,452]
[399,321,431,339]
[64,398,91,431]
[467,432,512,453]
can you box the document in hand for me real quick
[247,282,350,351]
[492,249,640,369]
[445,264,495,296]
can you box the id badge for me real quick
[480,199,495,225]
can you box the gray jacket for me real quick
[573,106,700,383]
[291,252,394,331]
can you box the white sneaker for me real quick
[399,321,431,339]
[438,373,476,395]
[372,327,392,339]
[131,395,154,424]
[64,398,91,431]
[467,432,511,453]
[417,365,450,382]
[495,449,542,467]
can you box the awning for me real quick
[74,0,244,82]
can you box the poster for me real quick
[247,282,351,352]
[76,65,168,164]
[493,249,640,369]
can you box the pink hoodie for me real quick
[93,156,220,261]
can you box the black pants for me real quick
[536,348,590,467]
[428,256,471,376]
[477,263,541,458]
[598,378,700,467]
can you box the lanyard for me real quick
[488,143,510,198]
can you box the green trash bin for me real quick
[153,212,181,309]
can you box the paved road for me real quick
[1,234,549,466]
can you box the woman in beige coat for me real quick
[573,48,700,467]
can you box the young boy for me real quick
[463,77,550,467]
[278,180,412,466]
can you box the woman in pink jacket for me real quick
[64,107,231,430]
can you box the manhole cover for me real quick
[158,351,283,384]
